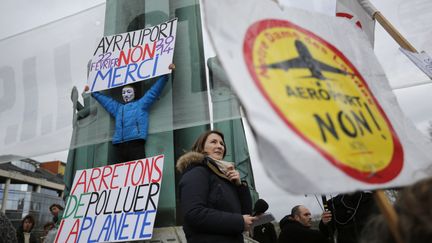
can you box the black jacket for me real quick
[253,222,277,243]
[319,192,379,243]
[16,227,37,243]
[278,217,328,243]
[177,152,252,243]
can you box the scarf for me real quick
[206,156,241,185]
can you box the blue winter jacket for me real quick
[92,75,168,144]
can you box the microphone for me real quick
[251,199,274,228]
[253,199,269,216]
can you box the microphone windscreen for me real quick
[253,199,269,216]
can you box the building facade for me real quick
[0,155,65,231]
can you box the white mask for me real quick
[122,86,135,103]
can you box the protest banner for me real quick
[203,0,432,194]
[88,19,177,92]
[55,155,164,242]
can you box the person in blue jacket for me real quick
[86,63,175,162]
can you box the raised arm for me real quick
[138,64,175,109]
[87,85,121,117]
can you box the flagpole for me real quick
[373,190,404,243]
[358,0,417,53]
[374,12,417,52]
[321,195,335,243]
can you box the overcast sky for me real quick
[2,0,432,221]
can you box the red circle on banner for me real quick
[243,19,403,183]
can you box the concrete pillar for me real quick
[1,178,11,213]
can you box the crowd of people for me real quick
[76,61,432,243]
[0,203,63,243]
[2,65,430,243]
[176,130,432,243]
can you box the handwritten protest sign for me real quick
[88,19,177,92]
[203,0,432,194]
[55,155,164,242]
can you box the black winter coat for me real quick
[177,152,252,243]
[278,218,328,243]
[253,222,277,243]
[318,192,379,243]
[16,227,38,243]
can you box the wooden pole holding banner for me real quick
[373,190,404,243]
[358,0,417,52]
[359,0,432,81]
[373,12,417,53]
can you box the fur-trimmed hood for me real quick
[176,152,235,182]
[176,151,205,173]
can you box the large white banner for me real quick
[55,155,164,242]
[203,0,432,194]
[88,19,177,92]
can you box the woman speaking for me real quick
[177,130,255,243]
